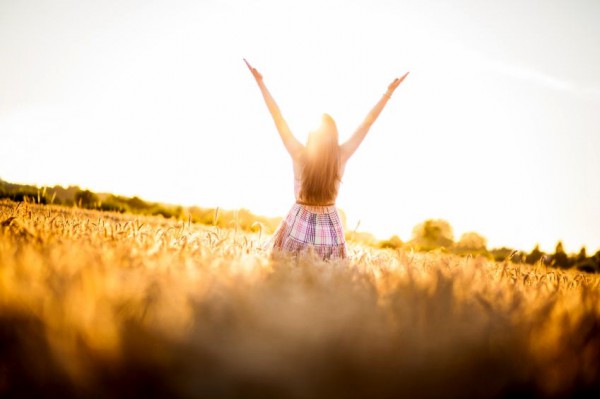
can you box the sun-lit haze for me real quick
[1,0,599,253]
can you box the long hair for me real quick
[299,113,341,204]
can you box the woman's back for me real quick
[293,156,347,205]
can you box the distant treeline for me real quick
[495,242,600,274]
[358,219,600,274]
[0,178,281,234]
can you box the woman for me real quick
[245,59,408,260]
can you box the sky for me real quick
[1,0,599,253]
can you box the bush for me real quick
[75,190,100,209]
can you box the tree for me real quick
[74,190,99,209]
[525,244,544,265]
[574,246,598,273]
[410,219,454,251]
[455,232,487,252]
[127,196,150,210]
[577,246,587,263]
[379,235,403,250]
[552,241,570,268]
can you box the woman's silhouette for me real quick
[245,59,408,260]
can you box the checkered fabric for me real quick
[270,203,347,260]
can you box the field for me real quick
[1,200,599,398]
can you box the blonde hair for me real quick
[299,114,341,204]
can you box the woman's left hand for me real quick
[244,58,263,81]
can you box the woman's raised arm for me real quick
[340,72,409,162]
[244,59,303,159]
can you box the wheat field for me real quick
[0,200,599,398]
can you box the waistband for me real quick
[295,200,336,207]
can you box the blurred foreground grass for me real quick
[1,200,599,398]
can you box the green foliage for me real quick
[347,231,378,247]
[453,231,488,256]
[3,179,281,234]
[522,243,599,273]
[46,185,81,205]
[127,196,150,210]
[99,196,127,213]
[75,190,100,209]
[553,241,570,268]
[456,231,486,250]
[525,245,544,265]
[378,235,403,250]
[410,219,454,251]
[98,195,184,220]
[489,247,516,262]
[0,179,47,204]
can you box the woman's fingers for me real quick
[243,58,253,70]
[388,72,409,91]
[243,58,263,80]
[243,58,255,74]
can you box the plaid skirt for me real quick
[269,203,347,260]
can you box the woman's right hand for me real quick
[244,58,263,81]
[387,72,409,95]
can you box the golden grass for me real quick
[1,199,599,398]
